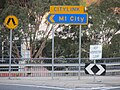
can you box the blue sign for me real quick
[47,14,88,25]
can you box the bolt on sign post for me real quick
[4,15,19,79]
[47,6,88,80]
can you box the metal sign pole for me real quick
[9,29,12,79]
[52,25,54,80]
[78,25,82,80]
[4,15,18,79]
[93,59,96,82]
[2,41,4,62]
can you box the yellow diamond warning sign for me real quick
[4,15,18,29]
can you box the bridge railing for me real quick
[0,58,120,77]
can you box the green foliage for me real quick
[49,0,79,5]
[88,0,120,36]
[109,34,120,57]
[43,36,78,58]
[0,0,120,59]
[103,34,120,58]
[0,0,51,58]
[0,0,6,9]
[0,0,80,58]
[43,25,91,58]
[87,0,120,58]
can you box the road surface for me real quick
[0,84,120,90]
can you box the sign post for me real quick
[9,30,12,79]
[47,6,88,80]
[89,45,102,82]
[93,59,96,82]
[4,15,18,79]
[78,25,82,80]
[52,25,55,80]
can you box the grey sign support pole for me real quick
[9,29,12,79]
[2,41,4,62]
[52,25,54,80]
[78,25,82,80]
[93,59,96,82]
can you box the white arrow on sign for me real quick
[96,64,105,75]
[85,64,94,74]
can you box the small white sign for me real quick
[89,45,102,60]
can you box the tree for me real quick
[84,0,120,58]
[43,0,120,58]
[43,24,91,59]
[88,0,120,45]
[0,0,80,59]
[0,0,53,58]
[109,34,120,57]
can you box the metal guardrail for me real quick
[0,58,120,77]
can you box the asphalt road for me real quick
[0,84,67,90]
[0,84,120,90]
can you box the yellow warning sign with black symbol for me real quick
[4,15,18,29]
